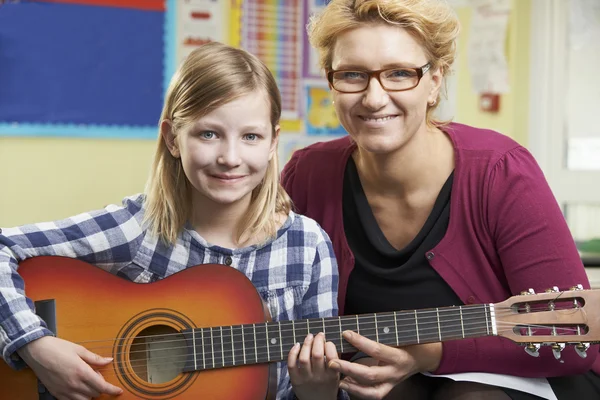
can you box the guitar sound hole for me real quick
[130,325,186,384]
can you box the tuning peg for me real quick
[569,284,584,291]
[551,343,565,360]
[575,342,590,358]
[524,343,540,357]
[520,288,536,295]
[545,286,560,293]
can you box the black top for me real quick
[343,156,462,315]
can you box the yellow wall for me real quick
[454,0,531,145]
[0,0,532,227]
[0,137,156,226]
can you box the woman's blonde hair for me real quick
[308,0,460,126]
[144,41,291,245]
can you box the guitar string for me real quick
[84,314,585,356]
[88,322,589,375]
[73,304,583,347]
[84,310,498,352]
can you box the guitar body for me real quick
[0,256,276,400]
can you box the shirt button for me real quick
[467,296,476,304]
[224,256,233,266]
[425,251,435,260]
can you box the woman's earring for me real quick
[428,99,437,106]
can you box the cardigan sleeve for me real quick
[435,147,598,377]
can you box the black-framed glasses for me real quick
[327,63,431,93]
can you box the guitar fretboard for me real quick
[180,304,493,372]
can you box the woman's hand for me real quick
[328,331,442,400]
[288,332,340,400]
[17,336,123,400]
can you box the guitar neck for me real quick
[181,304,492,371]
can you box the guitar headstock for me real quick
[494,285,600,359]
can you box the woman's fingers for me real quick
[328,358,390,386]
[340,331,400,364]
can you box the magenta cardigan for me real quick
[281,122,600,377]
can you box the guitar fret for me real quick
[266,322,282,362]
[485,305,490,335]
[417,309,439,342]
[193,329,197,370]
[356,315,359,335]
[278,321,283,360]
[415,310,420,344]
[464,305,492,339]
[242,325,246,364]
[242,323,257,365]
[253,324,258,362]
[232,325,244,367]
[294,319,309,345]
[210,327,216,368]
[202,328,206,369]
[220,326,225,367]
[280,320,296,359]
[436,308,441,341]
[322,317,326,335]
[339,317,344,352]
[358,314,376,342]
[460,307,465,338]
[370,313,392,346]
[265,323,270,361]
[231,326,235,366]
[323,317,343,351]
[182,328,201,373]
[221,326,232,367]
[255,323,268,363]
[339,316,359,353]
[394,312,399,346]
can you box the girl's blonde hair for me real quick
[308,0,460,126]
[144,41,291,245]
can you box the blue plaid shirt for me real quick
[0,194,340,400]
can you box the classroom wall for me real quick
[453,0,531,145]
[0,0,531,227]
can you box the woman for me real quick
[282,0,600,398]
[0,42,341,400]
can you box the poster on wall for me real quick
[0,0,174,139]
[467,0,511,94]
[241,0,303,120]
[176,0,226,64]
[304,81,346,136]
[302,0,327,79]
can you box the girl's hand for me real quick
[17,336,123,400]
[288,332,340,400]
[328,331,442,400]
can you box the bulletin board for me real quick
[0,0,346,147]
[0,0,176,138]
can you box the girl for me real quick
[0,42,340,400]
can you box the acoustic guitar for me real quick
[1,256,599,400]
